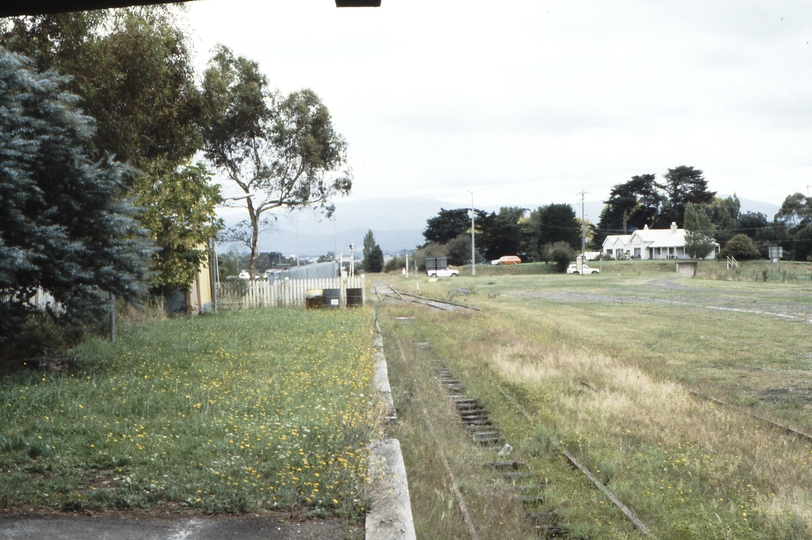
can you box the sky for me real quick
[184,0,812,218]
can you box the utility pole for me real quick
[577,190,589,260]
[469,191,476,276]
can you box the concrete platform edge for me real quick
[365,322,415,540]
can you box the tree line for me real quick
[0,6,349,356]
[416,204,581,267]
[418,165,812,266]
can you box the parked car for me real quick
[238,270,250,280]
[566,264,599,275]
[491,255,522,265]
[427,267,459,278]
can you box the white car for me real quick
[427,267,459,278]
[238,270,250,279]
[566,264,599,275]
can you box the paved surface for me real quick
[0,511,358,540]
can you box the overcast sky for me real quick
[185,0,812,213]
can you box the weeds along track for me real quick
[373,280,481,312]
[399,334,654,539]
[685,389,812,442]
[380,282,651,537]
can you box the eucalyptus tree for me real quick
[202,46,352,278]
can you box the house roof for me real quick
[602,234,631,248]
[629,224,681,247]
[628,223,715,248]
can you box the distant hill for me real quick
[217,196,782,257]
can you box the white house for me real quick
[602,222,719,260]
[601,234,631,259]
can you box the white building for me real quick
[601,234,631,259]
[602,222,718,260]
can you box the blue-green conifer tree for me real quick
[0,48,150,346]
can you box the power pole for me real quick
[577,190,589,259]
[469,191,476,276]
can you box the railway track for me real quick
[372,280,481,311]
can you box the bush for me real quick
[720,234,761,260]
[551,248,572,272]
[384,256,404,273]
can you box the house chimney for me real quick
[671,222,677,233]
[643,224,649,230]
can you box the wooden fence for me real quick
[216,275,365,310]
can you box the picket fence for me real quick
[216,275,365,310]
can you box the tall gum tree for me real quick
[202,46,352,278]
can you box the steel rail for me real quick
[395,290,482,312]
[687,389,812,442]
[395,336,480,540]
[495,384,657,538]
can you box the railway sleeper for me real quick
[460,412,489,420]
[456,403,485,411]
[457,402,486,410]
[460,414,490,423]
[473,433,502,444]
[468,425,498,434]
[464,419,492,427]
[463,420,491,427]
[484,461,526,470]
[475,439,503,448]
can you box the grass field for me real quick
[376,262,812,539]
[0,308,378,518]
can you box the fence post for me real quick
[109,292,116,343]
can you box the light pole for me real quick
[469,191,476,276]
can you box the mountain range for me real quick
[216,196,781,258]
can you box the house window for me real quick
[634,248,641,259]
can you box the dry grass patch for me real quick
[377,271,812,539]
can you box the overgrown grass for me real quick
[377,268,812,539]
[0,308,379,516]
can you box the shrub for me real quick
[384,256,403,273]
[720,234,761,260]
[551,248,572,272]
